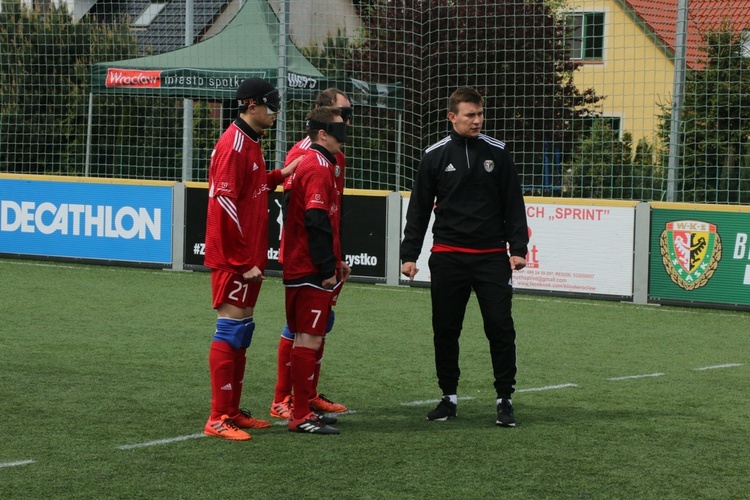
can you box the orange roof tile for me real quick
[621,0,750,68]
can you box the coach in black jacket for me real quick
[400,86,529,427]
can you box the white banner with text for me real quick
[401,197,636,297]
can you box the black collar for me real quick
[310,143,337,165]
[234,118,262,141]
[450,129,478,144]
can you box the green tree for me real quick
[565,120,630,198]
[0,0,139,174]
[658,27,750,203]
[1,0,221,180]
[349,0,602,191]
[631,137,663,201]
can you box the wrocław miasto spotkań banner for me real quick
[649,203,750,309]
[401,195,637,298]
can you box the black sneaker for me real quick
[496,399,516,427]
[288,412,340,434]
[426,397,457,421]
[315,412,338,425]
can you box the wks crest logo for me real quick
[660,220,722,291]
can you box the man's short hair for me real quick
[306,106,342,140]
[316,88,348,107]
[449,87,484,114]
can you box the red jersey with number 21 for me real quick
[204,119,283,275]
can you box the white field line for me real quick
[608,373,665,381]
[0,460,35,468]
[400,383,578,406]
[400,396,476,406]
[1,260,82,270]
[516,383,578,393]
[117,433,206,450]
[112,364,735,448]
[693,363,744,371]
[272,409,358,426]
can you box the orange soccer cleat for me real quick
[204,415,252,441]
[270,395,293,420]
[230,408,271,429]
[309,393,347,413]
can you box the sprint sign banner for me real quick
[512,201,636,297]
[402,197,636,298]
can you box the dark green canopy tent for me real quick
[90,0,323,100]
[89,0,401,106]
[87,0,402,178]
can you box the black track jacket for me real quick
[401,130,529,262]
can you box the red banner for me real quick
[106,69,162,88]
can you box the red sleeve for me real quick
[266,168,284,191]
[282,142,308,190]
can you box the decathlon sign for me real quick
[0,178,172,264]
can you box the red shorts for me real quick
[211,269,262,310]
[330,281,343,306]
[285,283,340,336]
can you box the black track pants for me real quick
[428,251,517,398]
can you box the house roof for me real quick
[621,0,750,69]
[87,0,230,55]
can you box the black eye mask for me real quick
[339,106,354,124]
[308,119,347,143]
[260,89,281,113]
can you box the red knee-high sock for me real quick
[273,337,294,403]
[231,348,247,415]
[311,338,326,399]
[209,340,235,420]
[290,346,317,420]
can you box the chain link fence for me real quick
[1,0,749,203]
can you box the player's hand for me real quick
[322,275,337,289]
[243,266,265,282]
[401,261,418,281]
[339,262,351,282]
[509,256,526,271]
[280,157,303,178]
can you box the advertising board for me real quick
[0,177,173,264]
[649,203,750,309]
[401,196,636,298]
[184,185,387,279]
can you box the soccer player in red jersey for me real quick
[283,107,350,434]
[270,89,352,420]
[203,78,297,441]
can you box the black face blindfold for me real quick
[339,106,354,124]
[308,119,347,143]
[260,89,281,113]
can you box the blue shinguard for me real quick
[326,309,335,333]
[241,317,255,348]
[280,323,294,341]
[214,317,255,349]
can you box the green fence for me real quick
[1,0,749,202]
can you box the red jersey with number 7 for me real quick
[279,137,345,265]
[282,145,342,280]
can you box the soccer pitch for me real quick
[1,258,749,499]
